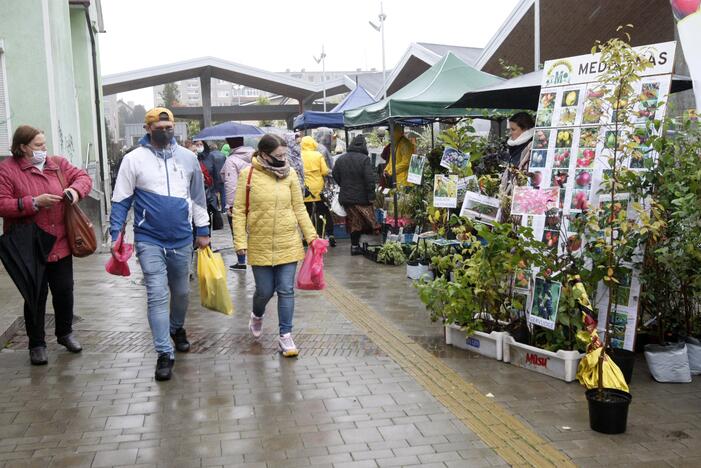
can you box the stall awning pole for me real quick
[534,0,541,71]
[431,122,435,150]
[388,119,398,231]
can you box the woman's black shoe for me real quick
[350,245,362,256]
[155,353,175,381]
[29,347,48,365]
[57,334,82,353]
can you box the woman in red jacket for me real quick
[0,125,92,365]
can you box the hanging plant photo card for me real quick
[407,154,426,185]
[433,174,459,208]
[528,277,562,331]
[511,186,560,216]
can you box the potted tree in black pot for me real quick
[575,28,668,434]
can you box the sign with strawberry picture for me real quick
[520,42,676,349]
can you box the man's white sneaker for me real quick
[248,313,263,338]
[278,333,299,357]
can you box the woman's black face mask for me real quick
[269,157,286,167]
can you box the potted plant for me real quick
[406,239,435,280]
[633,115,701,380]
[417,220,547,360]
[503,275,589,382]
[575,29,668,433]
[377,241,406,266]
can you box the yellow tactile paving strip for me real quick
[324,274,576,468]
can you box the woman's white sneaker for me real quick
[248,313,263,338]
[278,333,299,357]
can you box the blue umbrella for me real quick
[193,121,264,141]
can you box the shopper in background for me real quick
[332,134,378,255]
[209,144,227,212]
[221,136,254,270]
[232,134,318,357]
[313,128,334,170]
[0,125,93,365]
[301,136,335,246]
[384,125,414,188]
[286,133,305,193]
[196,142,219,223]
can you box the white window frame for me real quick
[0,40,11,156]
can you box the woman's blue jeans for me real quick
[251,262,297,335]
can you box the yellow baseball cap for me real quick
[144,107,174,126]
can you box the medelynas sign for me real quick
[543,42,676,87]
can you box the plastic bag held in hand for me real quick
[105,231,134,276]
[296,238,329,290]
[197,247,234,315]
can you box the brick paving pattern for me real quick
[323,244,701,468]
[0,230,698,467]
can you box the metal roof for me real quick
[102,56,353,102]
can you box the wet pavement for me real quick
[0,229,699,467]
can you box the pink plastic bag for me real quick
[296,238,329,290]
[105,231,134,277]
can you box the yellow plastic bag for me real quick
[197,247,234,315]
[576,347,629,392]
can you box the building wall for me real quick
[0,0,109,243]
[0,0,53,156]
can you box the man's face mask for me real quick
[151,127,174,146]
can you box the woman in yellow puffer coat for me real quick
[301,136,335,245]
[233,134,318,357]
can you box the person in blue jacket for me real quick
[110,107,210,382]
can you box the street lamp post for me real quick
[313,46,328,112]
[369,1,387,99]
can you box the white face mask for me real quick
[30,150,47,165]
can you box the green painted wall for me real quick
[0,0,109,239]
[71,8,96,172]
[48,0,81,165]
[0,0,52,149]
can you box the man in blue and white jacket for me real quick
[110,107,210,381]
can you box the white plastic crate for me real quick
[502,335,584,382]
[445,325,506,361]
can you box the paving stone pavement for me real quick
[0,231,507,468]
[0,229,699,467]
[323,242,701,468]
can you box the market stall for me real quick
[343,52,506,230]
[293,85,376,131]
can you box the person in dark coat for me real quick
[209,146,227,212]
[332,134,378,255]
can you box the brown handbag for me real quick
[53,158,97,257]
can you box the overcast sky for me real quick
[100,0,520,107]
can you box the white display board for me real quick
[525,42,676,350]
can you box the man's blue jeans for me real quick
[251,262,297,335]
[136,242,192,358]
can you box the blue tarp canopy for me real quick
[293,85,375,130]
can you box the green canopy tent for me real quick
[343,52,505,230]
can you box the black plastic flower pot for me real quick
[585,388,632,434]
[611,348,635,384]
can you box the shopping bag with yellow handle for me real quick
[197,247,234,315]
